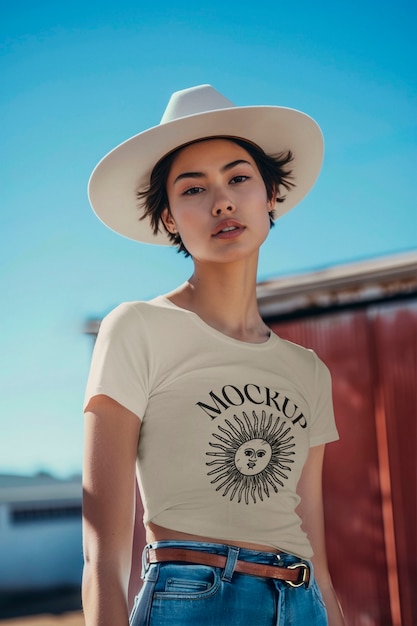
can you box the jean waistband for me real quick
[144,540,308,567]
[142,540,313,588]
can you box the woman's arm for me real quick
[296,444,345,626]
[82,394,141,626]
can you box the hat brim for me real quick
[88,106,324,245]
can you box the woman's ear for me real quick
[161,207,178,234]
[267,187,277,212]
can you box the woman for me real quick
[82,84,345,625]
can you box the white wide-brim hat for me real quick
[88,84,324,245]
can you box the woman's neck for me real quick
[166,259,270,343]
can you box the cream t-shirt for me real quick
[84,297,339,559]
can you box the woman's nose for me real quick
[211,191,236,216]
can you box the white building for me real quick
[0,474,83,592]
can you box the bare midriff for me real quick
[146,522,280,554]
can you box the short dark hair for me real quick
[137,137,294,257]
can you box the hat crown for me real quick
[160,84,235,124]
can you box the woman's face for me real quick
[162,139,274,263]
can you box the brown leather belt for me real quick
[145,547,310,588]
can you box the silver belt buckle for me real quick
[285,562,309,587]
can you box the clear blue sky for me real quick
[1,0,416,477]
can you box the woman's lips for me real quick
[212,220,245,239]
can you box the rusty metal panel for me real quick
[270,311,392,625]
[368,302,417,626]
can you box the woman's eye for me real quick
[183,186,204,195]
[230,175,249,184]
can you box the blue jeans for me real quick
[129,541,328,626]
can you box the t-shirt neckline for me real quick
[153,295,278,349]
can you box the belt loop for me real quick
[141,545,150,579]
[221,546,239,582]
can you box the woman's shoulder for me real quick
[274,334,330,378]
[274,333,314,361]
[100,296,178,330]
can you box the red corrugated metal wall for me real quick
[270,300,417,626]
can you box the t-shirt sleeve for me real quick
[83,303,149,419]
[309,354,339,447]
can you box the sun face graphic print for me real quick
[206,410,295,504]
